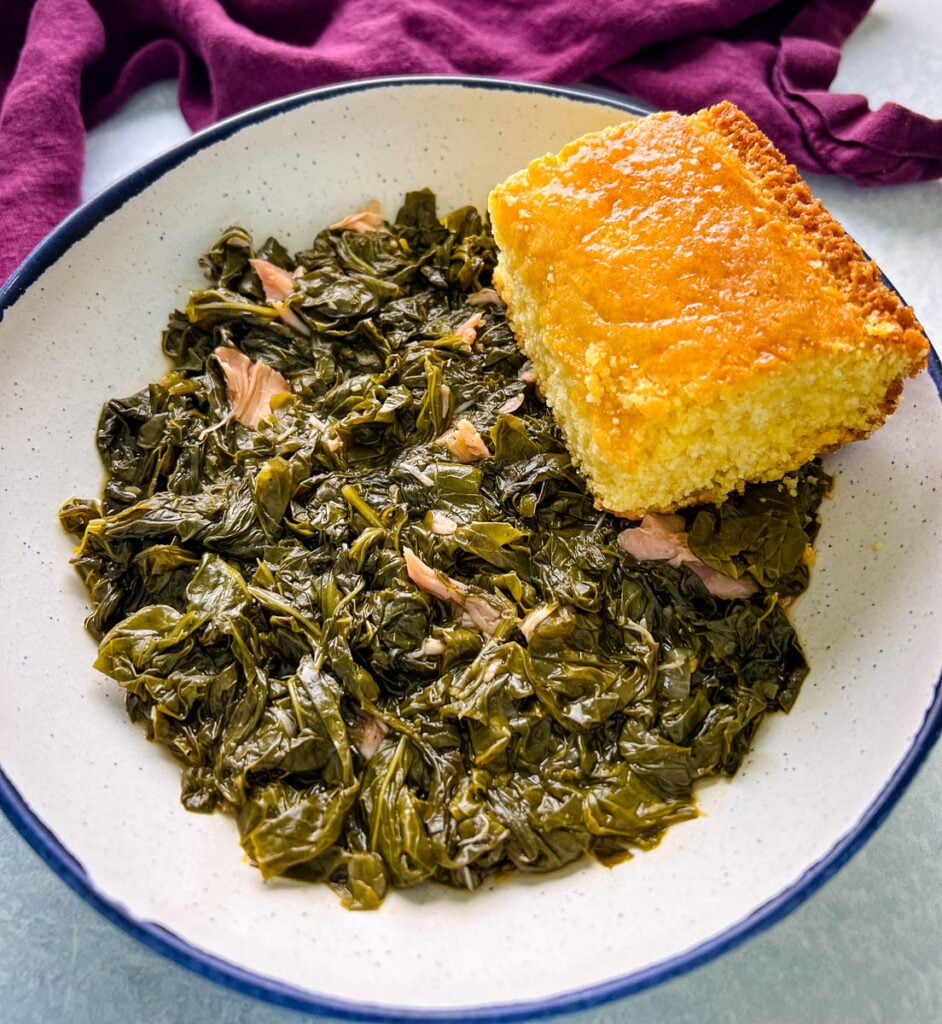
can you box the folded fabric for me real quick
[2,0,941,286]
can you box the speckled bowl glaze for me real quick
[0,78,940,1021]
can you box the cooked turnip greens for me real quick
[60,191,828,908]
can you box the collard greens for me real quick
[60,192,829,908]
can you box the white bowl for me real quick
[0,77,940,1020]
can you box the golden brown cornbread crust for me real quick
[702,102,926,362]
[488,102,930,518]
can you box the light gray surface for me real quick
[3,0,941,1019]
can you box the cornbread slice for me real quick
[488,101,929,519]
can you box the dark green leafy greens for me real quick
[686,469,827,595]
[60,192,829,909]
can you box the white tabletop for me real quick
[1,1,939,1020]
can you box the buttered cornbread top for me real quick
[488,101,929,519]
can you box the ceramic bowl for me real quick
[0,77,940,1021]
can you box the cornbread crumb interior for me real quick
[488,101,929,518]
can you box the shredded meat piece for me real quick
[436,418,489,462]
[248,258,310,335]
[460,595,504,636]
[213,346,291,429]
[519,604,558,641]
[617,513,760,600]
[496,394,524,415]
[455,312,483,346]
[429,511,458,535]
[310,414,343,452]
[329,199,387,233]
[351,711,388,760]
[403,547,460,604]
[403,548,503,636]
[685,559,760,600]
[466,287,503,307]
[273,303,310,336]
[249,258,294,302]
[617,514,686,561]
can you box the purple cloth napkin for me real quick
[2,0,941,286]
